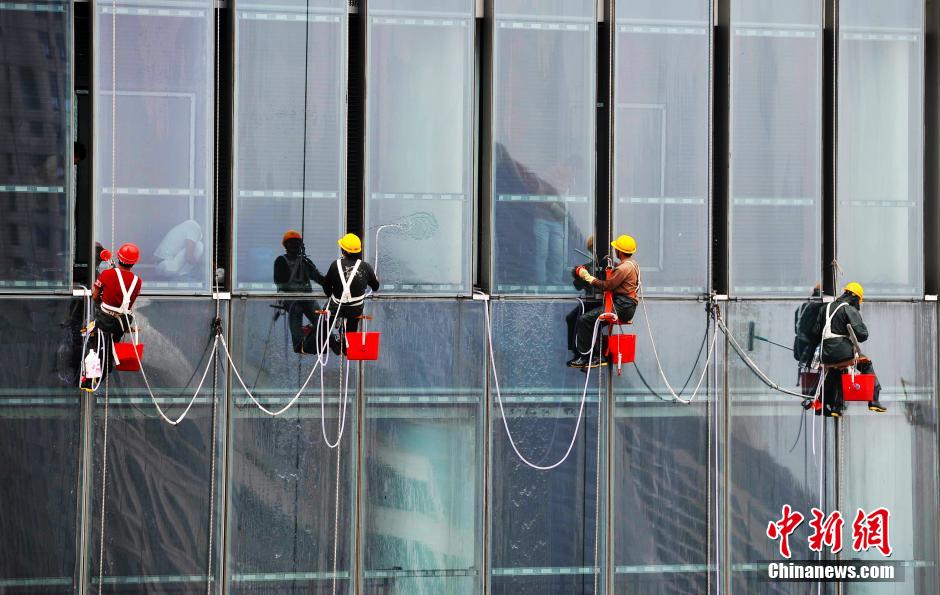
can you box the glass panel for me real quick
[491,1,596,294]
[841,303,937,594]
[0,2,71,290]
[613,301,713,592]
[726,301,833,592]
[88,299,224,592]
[613,1,710,295]
[94,2,214,292]
[234,0,346,292]
[365,1,474,294]
[730,0,821,295]
[361,300,484,592]
[837,0,924,297]
[227,298,355,594]
[0,298,81,593]
[488,300,604,593]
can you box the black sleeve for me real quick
[322,261,337,297]
[807,306,825,351]
[306,257,327,289]
[363,261,380,291]
[273,256,289,286]
[845,307,869,343]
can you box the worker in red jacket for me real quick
[91,242,143,340]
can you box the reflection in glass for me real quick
[227,298,354,594]
[0,299,81,592]
[488,300,603,593]
[837,0,924,296]
[491,1,595,294]
[94,2,214,291]
[840,303,937,594]
[613,301,713,593]
[234,1,346,291]
[0,2,71,289]
[727,301,833,592]
[730,0,821,295]
[366,1,474,293]
[361,300,484,593]
[88,299,224,592]
[613,1,710,294]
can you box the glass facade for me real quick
[729,0,822,295]
[233,0,346,292]
[490,0,596,294]
[4,2,940,594]
[94,0,214,292]
[0,1,71,289]
[613,1,710,295]
[365,0,474,294]
[837,0,924,297]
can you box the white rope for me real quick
[637,285,718,404]
[218,302,343,417]
[480,292,602,471]
[331,427,342,595]
[97,372,110,594]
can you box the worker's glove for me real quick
[577,267,596,284]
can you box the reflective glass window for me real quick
[365,1,474,294]
[837,0,924,296]
[227,298,355,593]
[234,0,346,292]
[94,1,214,291]
[488,300,604,592]
[88,299,224,591]
[491,1,596,294]
[730,0,822,295]
[0,2,71,289]
[726,301,832,591]
[613,1,710,295]
[613,301,713,592]
[0,298,82,592]
[840,303,937,593]
[361,300,484,592]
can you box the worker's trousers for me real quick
[284,299,321,352]
[567,298,601,354]
[576,295,637,354]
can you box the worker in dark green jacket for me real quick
[807,282,885,415]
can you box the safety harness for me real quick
[821,302,848,345]
[329,259,365,307]
[99,268,140,317]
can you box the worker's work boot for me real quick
[567,355,590,368]
[868,401,887,413]
[583,355,607,369]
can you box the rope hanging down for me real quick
[479,292,604,471]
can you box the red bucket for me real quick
[114,342,144,371]
[346,332,381,361]
[842,373,875,402]
[607,334,636,365]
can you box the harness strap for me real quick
[821,302,847,342]
[330,259,364,307]
[101,269,139,316]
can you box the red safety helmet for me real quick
[282,229,302,246]
[117,243,140,265]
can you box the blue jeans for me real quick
[533,217,564,286]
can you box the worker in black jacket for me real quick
[793,284,823,366]
[274,230,326,353]
[807,282,885,415]
[305,233,380,355]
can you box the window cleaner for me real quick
[569,234,640,369]
[274,229,327,353]
[81,243,143,391]
[566,235,602,363]
[304,233,381,357]
[806,282,885,415]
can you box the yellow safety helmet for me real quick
[338,233,362,254]
[843,282,864,302]
[610,234,637,255]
